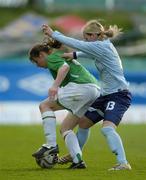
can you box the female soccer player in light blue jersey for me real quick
[42,20,132,170]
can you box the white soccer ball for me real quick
[35,154,58,169]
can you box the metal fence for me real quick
[35,0,146,12]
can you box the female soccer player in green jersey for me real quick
[29,38,100,169]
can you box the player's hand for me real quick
[42,24,53,36]
[61,52,73,61]
[48,85,58,101]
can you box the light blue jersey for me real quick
[52,31,129,95]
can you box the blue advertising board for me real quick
[0,60,53,101]
[0,60,146,104]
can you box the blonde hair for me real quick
[82,19,122,39]
[42,36,69,52]
[42,36,62,48]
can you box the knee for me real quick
[78,121,88,129]
[101,126,114,136]
[39,101,45,112]
[78,117,93,129]
[39,100,50,112]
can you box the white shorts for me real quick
[57,82,100,117]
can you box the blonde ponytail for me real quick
[104,25,122,38]
[42,36,62,49]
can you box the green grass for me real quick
[0,124,146,180]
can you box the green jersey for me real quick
[47,50,98,87]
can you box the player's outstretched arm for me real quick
[42,24,54,36]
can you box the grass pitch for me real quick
[0,124,146,180]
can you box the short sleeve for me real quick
[47,53,68,71]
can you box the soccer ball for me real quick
[35,154,58,169]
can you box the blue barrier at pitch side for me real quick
[0,61,146,104]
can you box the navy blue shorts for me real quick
[85,90,132,126]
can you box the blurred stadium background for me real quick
[0,0,146,124]
[0,1,146,180]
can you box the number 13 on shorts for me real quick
[106,101,115,110]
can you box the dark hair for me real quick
[29,44,51,61]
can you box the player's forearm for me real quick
[52,31,82,50]
[53,65,70,87]
[76,51,92,59]
[52,31,93,54]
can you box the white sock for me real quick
[63,130,82,163]
[41,111,56,147]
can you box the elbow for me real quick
[63,64,70,73]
